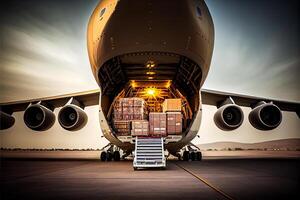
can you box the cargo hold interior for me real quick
[97,52,202,138]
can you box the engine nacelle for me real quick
[249,102,282,130]
[23,104,55,131]
[214,104,244,131]
[0,111,15,130]
[58,105,88,131]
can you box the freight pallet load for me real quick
[149,113,167,137]
[114,98,148,121]
[166,112,182,135]
[113,120,131,136]
[162,99,182,113]
[114,99,123,120]
[131,120,149,137]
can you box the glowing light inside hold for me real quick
[130,80,136,88]
[147,89,155,95]
[146,71,156,75]
[144,87,159,98]
[146,61,155,68]
[148,77,154,80]
[165,80,171,88]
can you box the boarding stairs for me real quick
[133,137,166,169]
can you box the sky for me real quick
[0,0,299,149]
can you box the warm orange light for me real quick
[165,80,171,88]
[144,87,158,97]
[146,61,155,68]
[131,80,136,88]
[146,71,156,75]
[148,77,154,80]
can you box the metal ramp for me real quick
[133,137,166,169]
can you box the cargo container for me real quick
[131,120,149,136]
[166,112,182,135]
[113,97,147,121]
[162,99,182,112]
[113,120,131,136]
[149,112,167,137]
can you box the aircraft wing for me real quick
[201,89,300,117]
[0,89,101,130]
[0,89,100,113]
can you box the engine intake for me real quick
[249,102,282,130]
[24,104,55,131]
[214,104,244,131]
[0,111,15,130]
[58,105,88,131]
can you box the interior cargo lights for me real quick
[165,80,171,88]
[146,71,156,75]
[146,61,155,68]
[144,87,159,98]
[130,80,137,88]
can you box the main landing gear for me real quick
[181,144,202,161]
[100,144,121,161]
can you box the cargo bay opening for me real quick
[97,52,202,142]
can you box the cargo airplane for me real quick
[0,0,299,168]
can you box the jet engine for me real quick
[214,99,244,131]
[23,103,55,131]
[249,102,282,130]
[0,111,15,130]
[58,100,88,131]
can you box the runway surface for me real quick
[1,158,299,200]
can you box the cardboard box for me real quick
[113,120,131,136]
[131,120,149,136]
[162,99,182,112]
[149,112,167,137]
[166,112,182,135]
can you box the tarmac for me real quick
[1,157,299,200]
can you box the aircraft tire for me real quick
[183,151,190,161]
[106,152,113,161]
[113,151,120,161]
[100,151,107,161]
[190,152,196,161]
[196,152,202,161]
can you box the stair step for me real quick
[137,153,163,156]
[137,156,163,159]
[137,149,162,152]
[137,147,162,150]
[136,158,162,162]
[137,144,161,147]
[136,161,163,165]
[136,152,162,156]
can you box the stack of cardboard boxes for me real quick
[114,98,148,121]
[113,97,182,137]
[162,98,182,135]
[113,98,148,136]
